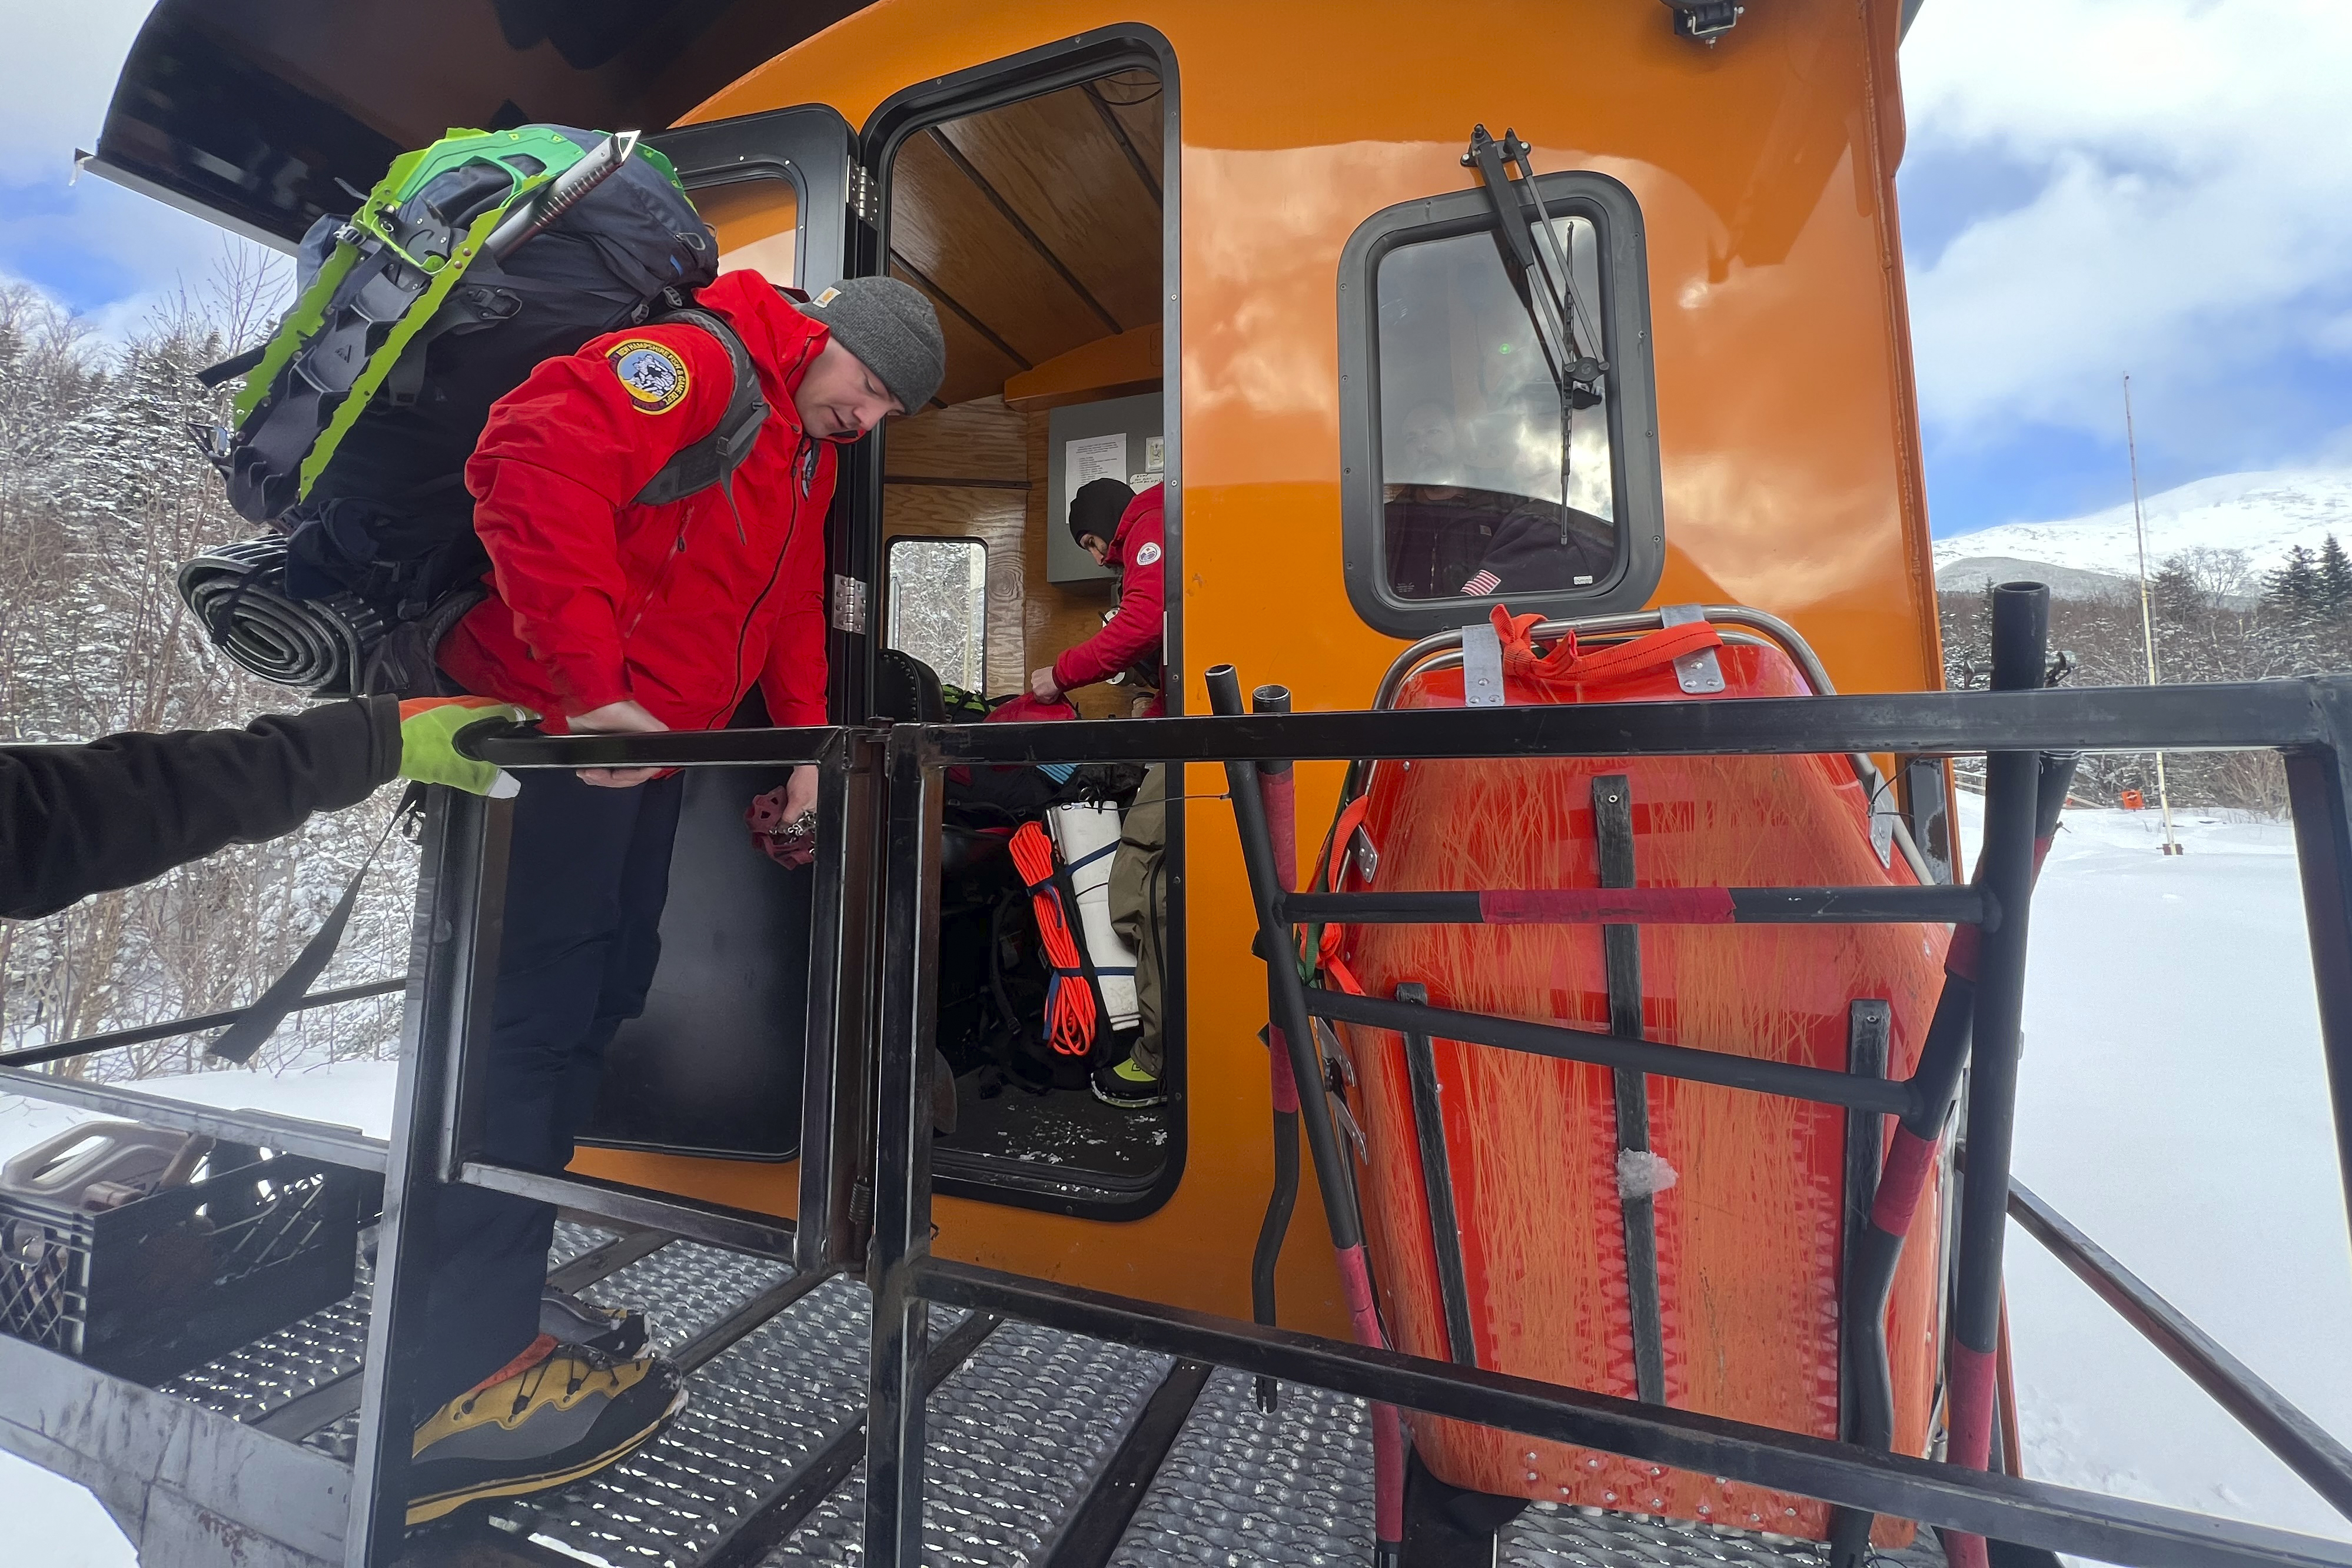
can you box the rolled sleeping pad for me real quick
[1049,800,1140,1031]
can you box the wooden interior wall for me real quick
[882,396,1029,697]
[879,397,1129,713]
[886,71,1163,411]
[878,69,1162,716]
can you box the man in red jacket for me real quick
[408,271,944,1522]
[1029,477,1169,1108]
[1030,478,1166,716]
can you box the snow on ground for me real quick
[4,813,2351,1562]
[1957,792,2352,1552]
[0,1059,398,1565]
[1930,468,2352,584]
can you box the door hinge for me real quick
[846,162,879,227]
[830,573,869,633]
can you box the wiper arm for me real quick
[1462,125,1606,407]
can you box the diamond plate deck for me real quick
[579,1238,793,1358]
[1501,1503,1948,1567]
[773,1320,1172,1566]
[1108,1367,1374,1568]
[164,1222,624,1434]
[162,1247,374,1423]
[496,1274,874,1566]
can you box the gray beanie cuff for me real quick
[803,276,947,413]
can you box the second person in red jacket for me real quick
[1030,477,1167,716]
[410,271,945,1523]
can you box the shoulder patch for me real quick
[1132,540,1162,567]
[607,338,691,414]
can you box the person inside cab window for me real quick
[1029,477,1165,717]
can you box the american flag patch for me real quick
[1461,570,1500,597]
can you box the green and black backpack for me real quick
[183,125,769,695]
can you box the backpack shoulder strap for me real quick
[634,305,772,507]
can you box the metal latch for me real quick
[830,574,868,633]
[846,162,879,227]
[1461,619,1506,707]
[1658,603,1725,695]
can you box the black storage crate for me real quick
[0,1153,361,1385]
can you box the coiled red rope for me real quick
[1011,821,1097,1056]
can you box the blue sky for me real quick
[2,1,2348,537]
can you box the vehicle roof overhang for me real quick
[84,0,875,250]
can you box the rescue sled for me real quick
[1318,604,1949,1546]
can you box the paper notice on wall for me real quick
[1066,433,1128,513]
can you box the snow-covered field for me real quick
[2,808,2348,1563]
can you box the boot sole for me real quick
[1089,1082,1167,1109]
[405,1386,688,1527]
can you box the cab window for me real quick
[1339,172,1663,636]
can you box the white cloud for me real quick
[0,0,162,182]
[1901,0,2352,448]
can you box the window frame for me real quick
[882,533,991,694]
[1337,169,1665,637]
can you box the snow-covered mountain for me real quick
[1932,469,2352,589]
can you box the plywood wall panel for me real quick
[936,87,1161,333]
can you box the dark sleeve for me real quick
[1,697,401,920]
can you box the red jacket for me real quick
[1052,483,1165,705]
[440,271,835,733]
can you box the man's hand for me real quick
[782,763,819,825]
[1029,667,1062,703]
[569,699,668,788]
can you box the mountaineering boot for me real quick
[1090,1052,1166,1109]
[406,1335,685,1526]
[539,1287,649,1358]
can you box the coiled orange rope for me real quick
[1011,821,1097,1056]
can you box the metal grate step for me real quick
[1501,1503,1948,1567]
[772,1320,1172,1566]
[1108,1366,1374,1567]
[494,1273,872,1566]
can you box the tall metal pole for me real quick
[2124,375,2182,856]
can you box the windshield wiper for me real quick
[1463,124,1607,410]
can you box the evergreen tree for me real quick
[2318,534,2352,622]
[2264,545,2321,618]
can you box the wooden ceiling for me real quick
[888,70,1164,408]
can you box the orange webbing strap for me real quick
[1298,792,1374,995]
[1010,821,1097,1056]
[1490,603,1723,687]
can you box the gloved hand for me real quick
[397,696,530,798]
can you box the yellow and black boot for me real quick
[407,1334,685,1526]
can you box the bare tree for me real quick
[1,246,416,1081]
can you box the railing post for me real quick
[1942,582,2050,1568]
[799,730,882,1275]
[346,788,509,1567]
[1208,666,1404,1568]
[863,726,944,1568]
[2286,680,2352,1275]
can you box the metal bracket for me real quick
[1659,603,1726,695]
[846,161,879,227]
[1461,619,1507,707]
[830,573,868,633]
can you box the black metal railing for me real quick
[6,606,2352,1568]
[400,640,2352,1566]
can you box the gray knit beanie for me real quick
[801,277,946,412]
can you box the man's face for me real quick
[1081,533,1113,567]
[795,339,903,440]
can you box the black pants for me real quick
[410,768,685,1414]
